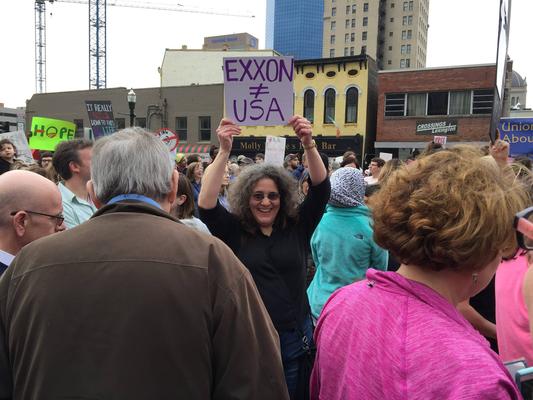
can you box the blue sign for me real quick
[499,118,533,156]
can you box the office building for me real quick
[375,64,496,158]
[323,0,429,70]
[203,33,259,51]
[265,0,324,59]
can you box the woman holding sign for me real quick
[198,116,329,399]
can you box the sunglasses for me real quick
[10,210,65,226]
[514,206,533,251]
[251,192,280,202]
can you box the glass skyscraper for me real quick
[265,0,324,60]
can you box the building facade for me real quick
[160,49,278,87]
[265,0,324,60]
[322,0,428,70]
[26,85,224,154]
[202,33,259,51]
[0,104,25,133]
[235,55,378,159]
[510,70,528,110]
[375,64,496,159]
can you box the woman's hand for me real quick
[216,119,241,153]
[490,138,509,168]
[288,115,313,147]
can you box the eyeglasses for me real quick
[251,192,281,202]
[514,206,533,250]
[10,210,65,226]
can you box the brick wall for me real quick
[377,65,496,143]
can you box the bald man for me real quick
[0,170,66,274]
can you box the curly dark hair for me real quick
[228,164,299,234]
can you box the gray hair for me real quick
[228,163,299,234]
[91,128,174,204]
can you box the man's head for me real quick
[39,151,54,169]
[284,154,299,170]
[369,157,385,178]
[53,139,93,183]
[87,128,178,212]
[254,153,265,164]
[0,170,65,254]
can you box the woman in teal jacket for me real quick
[307,167,388,320]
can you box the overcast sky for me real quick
[1,0,531,108]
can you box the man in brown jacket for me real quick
[0,128,289,399]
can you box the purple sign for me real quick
[223,56,294,126]
[85,100,116,139]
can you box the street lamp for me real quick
[127,89,136,127]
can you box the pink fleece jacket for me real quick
[496,255,533,365]
[311,269,521,399]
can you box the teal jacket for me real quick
[307,204,388,319]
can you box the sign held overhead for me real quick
[223,56,294,126]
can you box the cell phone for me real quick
[516,367,533,400]
[504,358,527,377]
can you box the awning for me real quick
[374,141,488,149]
[176,144,211,154]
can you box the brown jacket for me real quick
[0,201,289,399]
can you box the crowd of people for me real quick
[0,119,532,399]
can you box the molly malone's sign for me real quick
[416,120,458,135]
[233,136,362,156]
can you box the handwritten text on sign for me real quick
[85,100,116,139]
[29,117,76,151]
[223,56,294,126]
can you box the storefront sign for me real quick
[223,56,294,126]
[416,120,458,135]
[499,118,533,155]
[232,136,362,156]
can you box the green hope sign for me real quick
[29,117,76,151]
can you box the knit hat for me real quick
[329,167,365,207]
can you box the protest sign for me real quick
[155,128,179,161]
[499,118,533,156]
[433,136,447,145]
[85,100,116,139]
[0,130,34,164]
[264,136,287,166]
[29,117,76,151]
[379,152,393,161]
[223,56,294,126]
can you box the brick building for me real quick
[375,64,496,159]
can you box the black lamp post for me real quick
[127,89,136,127]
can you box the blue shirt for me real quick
[58,182,97,229]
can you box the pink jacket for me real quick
[496,255,533,364]
[311,269,520,399]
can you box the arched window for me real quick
[303,90,315,122]
[345,87,358,123]
[324,88,336,124]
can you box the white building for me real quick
[159,48,280,87]
[0,104,25,133]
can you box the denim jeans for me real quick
[279,315,314,399]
